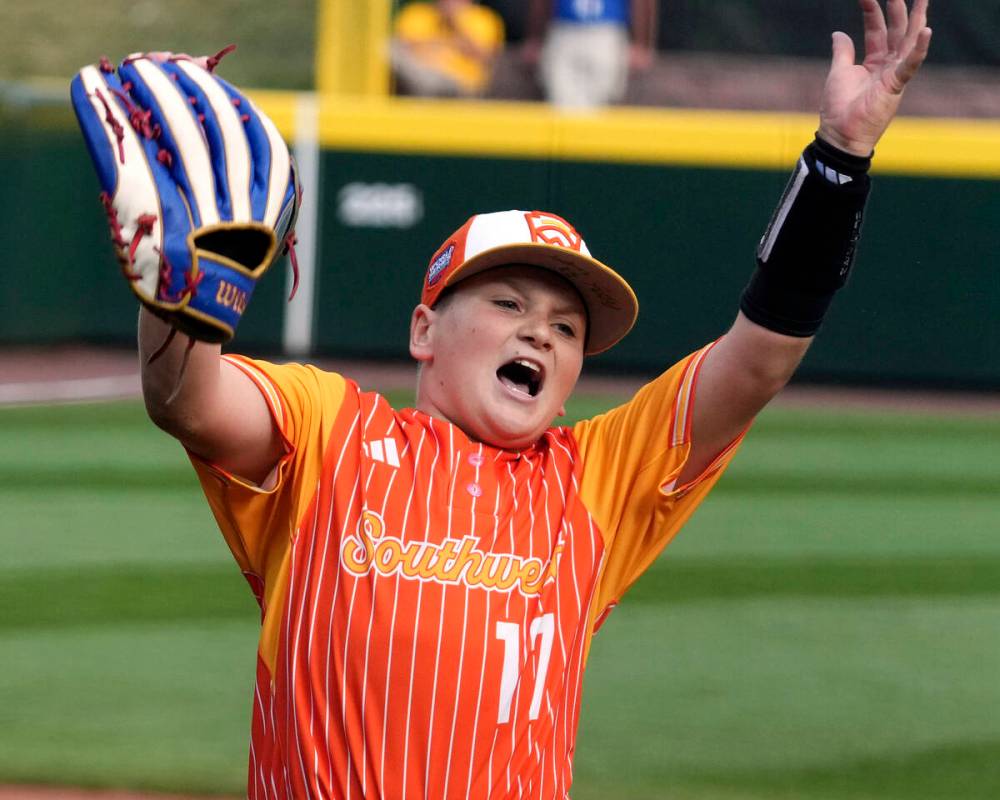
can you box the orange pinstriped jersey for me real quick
[190,343,743,799]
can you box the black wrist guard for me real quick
[740,136,872,337]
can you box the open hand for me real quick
[818,0,932,156]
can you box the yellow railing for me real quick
[315,0,392,96]
[302,0,1000,177]
[248,90,1000,179]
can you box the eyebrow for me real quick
[493,277,586,318]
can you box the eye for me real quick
[493,299,520,311]
[554,322,577,338]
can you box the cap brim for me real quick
[440,243,638,355]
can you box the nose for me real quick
[517,314,552,350]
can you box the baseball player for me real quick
[71,1,930,796]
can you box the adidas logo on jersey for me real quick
[363,437,401,467]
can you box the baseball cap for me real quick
[421,210,638,355]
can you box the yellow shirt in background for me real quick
[394,2,505,93]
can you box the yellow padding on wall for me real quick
[248,91,1000,178]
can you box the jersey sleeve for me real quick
[188,356,349,595]
[572,343,747,619]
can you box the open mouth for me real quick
[497,358,543,398]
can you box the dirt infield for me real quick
[2,344,998,415]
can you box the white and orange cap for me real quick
[421,210,638,355]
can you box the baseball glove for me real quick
[70,47,300,344]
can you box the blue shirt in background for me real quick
[554,0,629,25]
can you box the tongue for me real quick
[499,374,531,396]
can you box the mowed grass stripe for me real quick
[0,565,257,630]
[715,472,999,497]
[5,554,1000,633]
[0,465,199,490]
[625,556,1000,603]
[682,739,1000,800]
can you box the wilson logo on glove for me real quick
[70,47,300,344]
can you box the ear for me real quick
[409,303,436,363]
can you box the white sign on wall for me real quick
[337,182,424,228]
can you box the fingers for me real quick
[894,25,932,88]
[885,0,907,53]
[900,0,930,54]
[859,0,888,62]
[830,31,856,71]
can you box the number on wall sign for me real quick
[495,613,555,724]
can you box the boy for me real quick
[74,1,930,796]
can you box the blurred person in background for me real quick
[390,0,506,97]
[524,0,657,109]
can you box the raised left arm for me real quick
[676,0,931,485]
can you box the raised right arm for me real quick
[72,52,299,485]
[140,308,283,485]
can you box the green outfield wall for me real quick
[4,101,998,388]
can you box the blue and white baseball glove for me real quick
[71,48,299,343]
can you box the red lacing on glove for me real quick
[99,192,126,249]
[99,191,150,282]
[157,149,173,167]
[154,248,204,303]
[230,96,251,123]
[283,231,300,301]
[156,250,173,301]
[204,45,237,73]
[92,89,126,164]
[181,269,205,300]
[128,214,157,266]
[99,57,115,74]
[110,87,155,139]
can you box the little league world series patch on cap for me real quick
[421,210,639,355]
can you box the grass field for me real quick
[3,0,317,89]
[1,396,999,798]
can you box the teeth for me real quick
[514,359,540,374]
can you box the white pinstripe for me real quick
[378,427,427,792]
[441,442,484,797]
[293,405,359,795]
[281,399,339,800]
[463,478,501,798]
[400,421,445,800]
[422,429,459,798]
[359,415,406,796]
[340,401,381,799]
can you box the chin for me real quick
[482,416,553,450]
